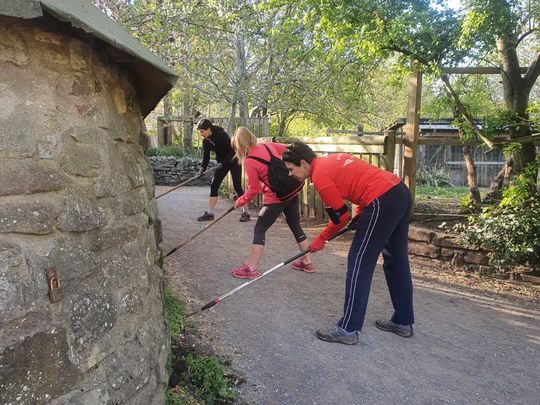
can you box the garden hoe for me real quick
[165,206,235,258]
[186,224,353,317]
[155,164,221,200]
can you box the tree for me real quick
[294,0,539,184]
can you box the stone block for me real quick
[0,329,82,404]
[408,226,435,243]
[0,106,38,158]
[69,288,116,349]
[120,189,146,215]
[69,40,91,73]
[88,224,139,252]
[463,250,489,265]
[408,241,441,259]
[0,159,69,196]
[56,196,108,232]
[33,29,62,45]
[432,232,464,249]
[0,199,58,235]
[60,141,102,177]
[0,26,28,65]
[0,240,41,325]
[441,248,455,258]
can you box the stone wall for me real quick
[408,225,493,276]
[147,156,215,186]
[0,17,168,404]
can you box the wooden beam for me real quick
[270,135,386,145]
[403,68,422,212]
[443,67,528,75]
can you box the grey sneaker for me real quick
[316,326,358,345]
[239,212,251,222]
[375,319,413,337]
[197,211,214,221]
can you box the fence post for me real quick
[383,129,396,173]
[403,67,422,212]
[157,117,164,147]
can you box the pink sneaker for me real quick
[231,263,260,279]
[291,259,315,273]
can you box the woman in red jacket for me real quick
[283,142,414,345]
[230,127,313,279]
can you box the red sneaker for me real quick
[231,263,260,279]
[291,259,315,273]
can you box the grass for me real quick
[164,284,187,340]
[416,185,470,200]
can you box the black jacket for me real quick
[201,126,238,170]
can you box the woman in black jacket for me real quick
[196,119,250,222]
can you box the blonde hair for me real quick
[231,126,258,163]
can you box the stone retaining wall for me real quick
[408,225,494,276]
[147,156,216,186]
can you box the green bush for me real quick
[416,165,453,187]
[186,355,236,404]
[456,159,540,270]
[146,146,183,157]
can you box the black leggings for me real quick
[253,196,306,245]
[210,163,244,198]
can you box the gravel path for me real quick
[159,186,540,405]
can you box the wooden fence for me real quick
[224,132,396,220]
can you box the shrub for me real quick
[456,159,540,270]
[416,165,453,187]
[186,355,236,404]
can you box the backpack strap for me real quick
[246,155,269,165]
[262,143,275,158]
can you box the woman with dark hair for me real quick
[196,118,250,222]
[282,142,414,345]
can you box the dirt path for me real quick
[159,186,540,405]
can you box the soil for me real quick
[159,186,540,405]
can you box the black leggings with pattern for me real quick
[253,196,306,245]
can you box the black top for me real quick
[201,126,238,170]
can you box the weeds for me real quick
[164,284,186,340]
[186,354,237,404]
[164,286,238,405]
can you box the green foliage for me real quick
[163,285,186,340]
[166,388,202,405]
[457,159,540,269]
[416,165,453,187]
[146,146,183,158]
[459,194,477,214]
[500,157,540,207]
[186,355,237,404]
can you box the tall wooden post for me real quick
[156,117,164,147]
[403,67,422,212]
[382,129,396,173]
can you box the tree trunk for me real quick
[277,113,288,137]
[182,101,192,154]
[485,158,514,203]
[235,31,249,122]
[163,93,172,146]
[227,101,237,135]
[497,37,538,177]
[462,145,481,211]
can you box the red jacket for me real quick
[311,153,401,240]
[235,142,287,206]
